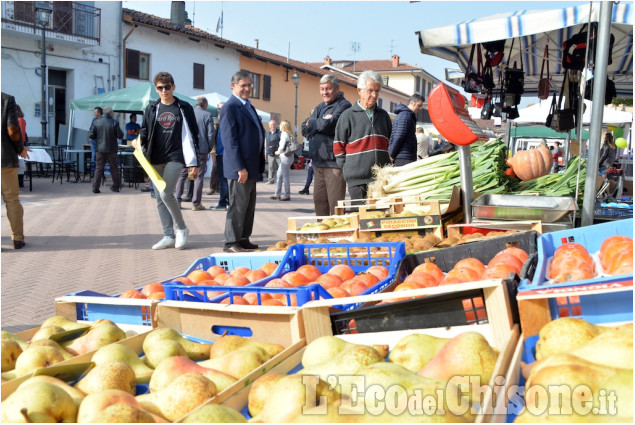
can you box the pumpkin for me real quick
[508,143,553,181]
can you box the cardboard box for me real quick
[55,294,159,328]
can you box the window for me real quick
[126,49,150,80]
[390,101,395,113]
[263,75,271,101]
[415,76,421,93]
[378,98,383,109]
[193,63,204,90]
[242,70,261,99]
[383,76,389,86]
[14,1,34,23]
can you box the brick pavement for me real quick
[1,167,316,332]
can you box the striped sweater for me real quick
[333,102,392,187]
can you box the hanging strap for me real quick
[557,71,569,110]
[476,44,483,74]
[466,44,476,73]
[539,43,550,79]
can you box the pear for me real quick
[182,403,247,423]
[63,322,127,356]
[248,371,284,417]
[1,338,23,372]
[12,344,68,378]
[199,345,270,379]
[91,343,154,383]
[142,328,211,361]
[0,330,27,350]
[27,339,74,360]
[209,334,285,358]
[17,375,86,406]
[417,332,498,396]
[136,372,217,421]
[75,360,136,395]
[77,389,165,423]
[388,333,450,372]
[91,403,156,423]
[570,323,633,370]
[149,355,237,392]
[1,381,78,422]
[143,339,188,369]
[301,335,388,369]
[41,315,90,331]
[30,325,66,341]
[300,344,386,381]
[535,317,604,360]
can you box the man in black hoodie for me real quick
[388,94,424,166]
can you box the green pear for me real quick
[247,372,284,417]
[77,389,165,423]
[75,360,136,395]
[182,403,247,423]
[301,335,388,369]
[300,344,386,381]
[1,331,27,350]
[570,323,633,370]
[143,339,188,369]
[12,344,68,378]
[91,343,154,383]
[41,315,89,331]
[63,322,127,356]
[27,339,74,360]
[209,335,285,358]
[198,344,270,379]
[535,317,605,360]
[150,355,236,393]
[30,325,66,341]
[17,375,86,406]
[136,372,217,421]
[142,328,211,361]
[389,333,450,372]
[1,338,23,372]
[1,381,78,422]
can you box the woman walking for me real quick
[599,132,618,175]
[271,120,294,201]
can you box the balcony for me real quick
[1,1,100,46]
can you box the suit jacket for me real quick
[1,92,24,168]
[220,95,265,180]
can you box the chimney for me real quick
[170,1,186,28]
[392,54,399,68]
[324,56,331,66]
[254,39,259,49]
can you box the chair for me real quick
[50,146,78,184]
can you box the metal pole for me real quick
[581,1,613,226]
[294,84,298,137]
[40,25,48,145]
[458,145,473,223]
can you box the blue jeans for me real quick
[216,155,229,207]
[89,139,97,174]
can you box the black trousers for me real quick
[93,151,120,190]
[224,178,256,246]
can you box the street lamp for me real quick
[292,70,300,137]
[35,2,52,145]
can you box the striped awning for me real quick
[417,2,633,97]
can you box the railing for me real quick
[1,1,100,45]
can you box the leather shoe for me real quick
[110,186,119,193]
[181,197,192,202]
[270,196,279,200]
[92,189,101,194]
[223,244,246,253]
[13,240,25,249]
[239,240,258,250]
[299,189,309,195]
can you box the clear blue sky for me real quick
[123,0,586,81]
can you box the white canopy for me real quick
[194,92,271,122]
[514,96,633,125]
[417,3,633,97]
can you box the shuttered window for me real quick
[263,75,271,101]
[193,63,204,89]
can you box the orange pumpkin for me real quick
[507,143,553,181]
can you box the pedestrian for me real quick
[220,71,265,253]
[334,70,392,201]
[1,92,31,249]
[138,72,199,250]
[599,132,618,175]
[389,94,424,166]
[125,113,140,144]
[175,96,214,211]
[271,120,295,201]
[89,106,123,194]
[301,75,351,215]
[88,106,102,177]
[265,119,281,184]
[552,140,562,172]
[299,155,313,195]
[207,119,220,195]
[211,102,229,211]
[416,127,431,160]
[16,104,27,188]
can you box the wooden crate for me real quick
[447,220,543,239]
[286,214,359,243]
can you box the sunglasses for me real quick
[156,84,172,91]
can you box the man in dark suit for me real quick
[89,106,124,193]
[220,71,265,253]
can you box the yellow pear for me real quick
[12,344,68,378]
[27,339,74,360]
[1,338,23,372]
[77,389,165,423]
[90,403,156,423]
[302,336,388,368]
[149,355,236,393]
[142,339,187,369]
[91,343,154,384]
[40,315,90,331]
[75,360,136,395]
[247,371,284,417]
[388,333,450,372]
[136,372,217,421]
[0,331,28,350]
[301,343,390,383]
[1,381,78,423]
[198,344,270,379]
[209,334,284,358]
[17,375,85,406]
[570,323,633,369]
[181,403,247,423]
[30,325,66,341]
[142,328,211,361]
[63,322,127,356]
[535,317,604,360]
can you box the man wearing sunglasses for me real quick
[138,72,199,250]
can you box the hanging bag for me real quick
[480,90,494,120]
[503,38,524,96]
[538,44,551,99]
[562,23,615,70]
[462,44,485,94]
[548,72,575,132]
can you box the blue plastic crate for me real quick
[60,290,156,327]
[164,242,406,311]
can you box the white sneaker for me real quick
[175,227,189,250]
[152,236,175,250]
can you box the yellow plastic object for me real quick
[132,137,166,193]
